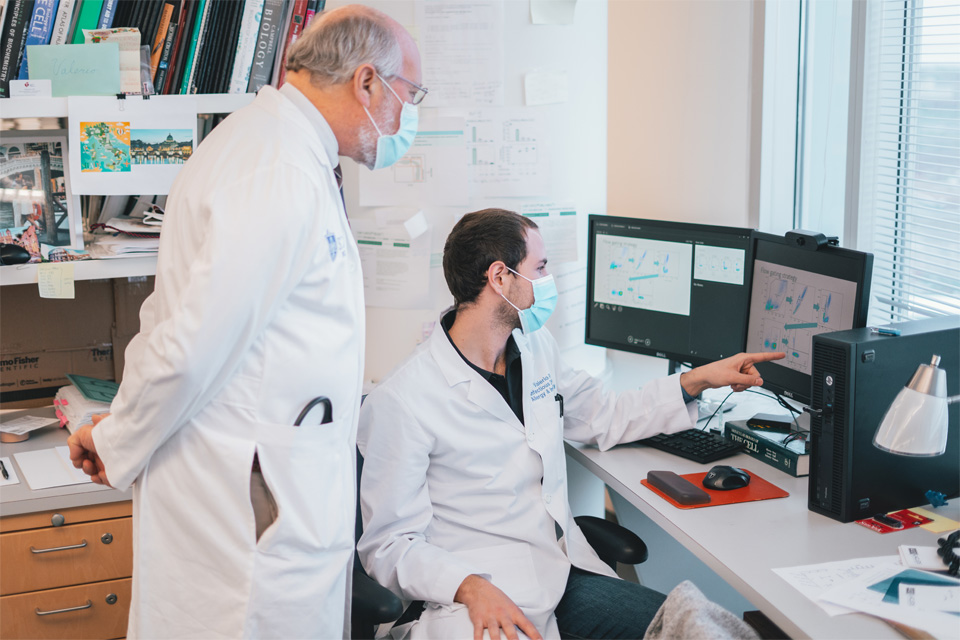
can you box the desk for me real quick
[565,434,959,640]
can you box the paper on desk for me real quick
[13,446,92,490]
[0,457,20,486]
[771,556,899,616]
[0,415,59,436]
[818,564,960,637]
[900,545,953,572]
[899,583,960,613]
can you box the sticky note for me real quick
[26,43,121,97]
[912,507,960,534]
[38,263,75,299]
[525,71,569,106]
[404,211,429,240]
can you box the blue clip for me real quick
[926,490,949,508]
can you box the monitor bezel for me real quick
[747,231,874,405]
[584,214,756,368]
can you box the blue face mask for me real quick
[501,266,558,334]
[364,74,418,170]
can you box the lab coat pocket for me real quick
[254,418,354,558]
[451,542,541,608]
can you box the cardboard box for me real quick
[112,276,154,382]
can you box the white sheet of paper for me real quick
[358,116,468,206]
[772,556,899,616]
[520,203,578,264]
[900,583,960,613]
[900,545,951,572]
[13,446,92,490]
[466,109,549,197]
[9,79,52,97]
[525,71,569,106]
[545,264,587,351]
[354,218,432,309]
[68,95,198,195]
[0,457,20,486]
[416,0,504,106]
[531,0,577,25]
[818,565,960,637]
[0,415,59,435]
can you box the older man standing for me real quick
[67,6,424,638]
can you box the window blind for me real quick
[859,0,960,324]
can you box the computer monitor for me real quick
[585,215,754,367]
[745,231,873,404]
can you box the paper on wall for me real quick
[416,0,504,106]
[520,203,578,264]
[466,109,549,197]
[531,0,577,25]
[67,95,198,195]
[545,264,587,350]
[354,216,432,309]
[525,71,569,106]
[359,116,468,207]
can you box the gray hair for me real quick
[285,8,403,85]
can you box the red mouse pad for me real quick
[641,470,789,509]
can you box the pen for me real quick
[0,460,8,480]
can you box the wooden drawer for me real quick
[0,518,132,595]
[0,502,132,534]
[0,578,130,640]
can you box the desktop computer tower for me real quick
[808,315,960,523]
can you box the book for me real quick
[0,0,35,96]
[724,422,810,477]
[302,0,317,31]
[179,0,209,93]
[151,0,179,92]
[275,0,305,87]
[69,0,101,43]
[165,0,195,93]
[148,0,173,81]
[48,0,75,44]
[214,0,245,93]
[95,0,114,28]
[16,0,58,80]
[268,0,293,87]
[226,0,262,94]
[246,0,282,93]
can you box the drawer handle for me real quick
[30,539,88,554]
[35,600,93,616]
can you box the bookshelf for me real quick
[0,93,255,119]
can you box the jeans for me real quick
[554,567,667,640]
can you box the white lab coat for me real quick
[357,311,697,639]
[92,86,364,639]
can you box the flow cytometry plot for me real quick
[80,121,130,173]
[594,235,692,316]
[393,155,426,183]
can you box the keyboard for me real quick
[637,429,744,464]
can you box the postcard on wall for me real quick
[27,44,122,97]
[67,96,198,195]
[0,131,84,250]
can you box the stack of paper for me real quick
[88,235,161,259]
[54,385,112,434]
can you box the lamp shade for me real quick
[873,355,949,457]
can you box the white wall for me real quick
[607,0,763,229]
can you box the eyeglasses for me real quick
[394,74,429,106]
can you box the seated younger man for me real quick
[357,209,782,639]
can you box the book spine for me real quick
[245,0,281,93]
[95,0,113,28]
[48,0,74,44]
[149,0,172,80]
[275,0,305,87]
[724,423,809,477]
[166,0,195,93]
[69,0,101,43]
[0,0,34,96]
[227,0,262,94]
[16,0,57,79]
[301,0,316,30]
[180,0,210,94]
[152,13,176,92]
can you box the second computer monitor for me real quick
[745,232,873,404]
[586,216,754,367]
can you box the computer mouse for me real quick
[0,243,31,265]
[702,465,751,490]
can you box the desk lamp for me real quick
[873,355,960,456]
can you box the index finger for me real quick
[744,351,786,364]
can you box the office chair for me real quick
[350,450,650,639]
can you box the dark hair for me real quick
[443,209,538,308]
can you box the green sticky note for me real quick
[26,44,121,98]
[66,374,120,404]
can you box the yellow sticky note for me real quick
[912,507,960,533]
[38,263,75,299]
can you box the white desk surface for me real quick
[565,428,959,640]
[0,406,131,517]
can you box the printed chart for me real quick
[593,235,692,315]
[747,260,858,374]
